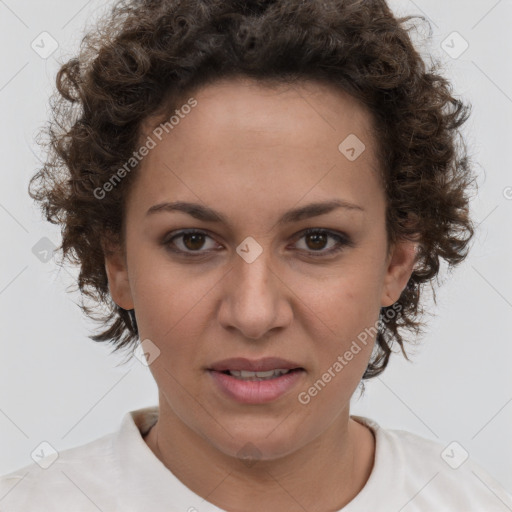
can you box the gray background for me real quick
[1,0,511,496]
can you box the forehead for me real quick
[130,77,382,223]
[143,76,376,150]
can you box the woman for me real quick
[1,0,511,510]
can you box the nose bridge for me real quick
[219,237,288,339]
[237,246,272,293]
[234,240,275,309]
[234,233,274,287]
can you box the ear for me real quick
[380,238,418,307]
[102,236,134,310]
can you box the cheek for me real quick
[291,260,384,337]
[128,244,218,337]
[293,279,378,420]
[286,261,383,387]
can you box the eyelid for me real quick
[163,228,221,255]
[291,228,352,258]
[163,228,352,257]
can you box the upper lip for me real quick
[208,357,304,372]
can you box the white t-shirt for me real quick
[1,406,511,511]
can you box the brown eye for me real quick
[182,232,206,251]
[163,228,352,259]
[164,230,219,255]
[304,231,328,251]
[294,229,352,257]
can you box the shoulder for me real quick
[0,431,117,512]
[352,416,512,511]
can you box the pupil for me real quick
[306,233,326,250]
[182,233,327,251]
[184,233,204,250]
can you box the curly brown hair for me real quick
[28,0,475,379]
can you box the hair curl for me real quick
[28,0,476,379]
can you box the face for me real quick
[105,77,416,461]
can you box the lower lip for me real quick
[208,369,305,404]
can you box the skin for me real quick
[104,77,417,512]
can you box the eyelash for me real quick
[162,228,352,259]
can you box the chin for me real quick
[207,424,310,463]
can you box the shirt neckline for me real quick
[112,406,401,511]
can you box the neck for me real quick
[143,395,375,512]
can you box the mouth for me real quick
[216,368,303,381]
[207,357,306,404]
[208,356,304,373]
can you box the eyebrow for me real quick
[146,199,364,225]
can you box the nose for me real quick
[217,246,293,340]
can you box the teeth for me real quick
[228,369,291,380]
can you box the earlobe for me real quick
[103,238,134,311]
[381,239,418,307]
